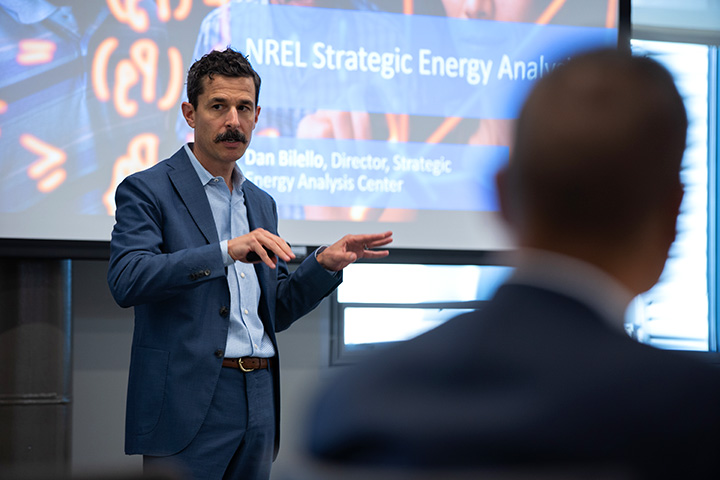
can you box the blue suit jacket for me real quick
[108,147,341,457]
[308,283,720,477]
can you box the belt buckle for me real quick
[238,358,254,372]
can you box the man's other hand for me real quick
[228,228,295,268]
[316,231,393,272]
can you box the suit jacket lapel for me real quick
[166,148,219,245]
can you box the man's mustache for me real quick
[214,130,247,143]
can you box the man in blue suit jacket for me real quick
[107,48,392,480]
[306,50,720,478]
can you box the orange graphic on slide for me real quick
[92,38,184,117]
[107,0,150,32]
[22,134,67,193]
[17,39,56,65]
[204,0,229,6]
[103,134,160,215]
[108,0,195,30]
[0,99,6,137]
[157,0,193,22]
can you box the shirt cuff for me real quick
[315,245,340,276]
[220,240,234,266]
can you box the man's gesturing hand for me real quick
[316,231,393,272]
[227,228,295,269]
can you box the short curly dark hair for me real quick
[185,48,261,108]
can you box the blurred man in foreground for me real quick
[305,49,720,478]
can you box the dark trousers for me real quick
[144,366,275,480]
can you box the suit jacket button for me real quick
[215,349,224,358]
[204,269,211,276]
[219,306,229,317]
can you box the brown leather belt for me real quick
[222,357,272,372]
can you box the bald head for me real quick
[499,49,688,292]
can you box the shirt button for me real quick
[240,272,245,279]
[244,309,249,315]
[254,343,259,349]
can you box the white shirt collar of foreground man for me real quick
[508,248,635,335]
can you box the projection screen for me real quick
[0,0,628,254]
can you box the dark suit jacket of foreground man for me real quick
[307,280,720,477]
[306,49,720,478]
[108,146,341,457]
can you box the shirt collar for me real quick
[507,248,635,335]
[184,143,246,190]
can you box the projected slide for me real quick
[0,0,621,250]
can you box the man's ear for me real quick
[181,102,195,129]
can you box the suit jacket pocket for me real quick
[127,346,169,436]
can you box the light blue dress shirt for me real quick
[184,144,276,358]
